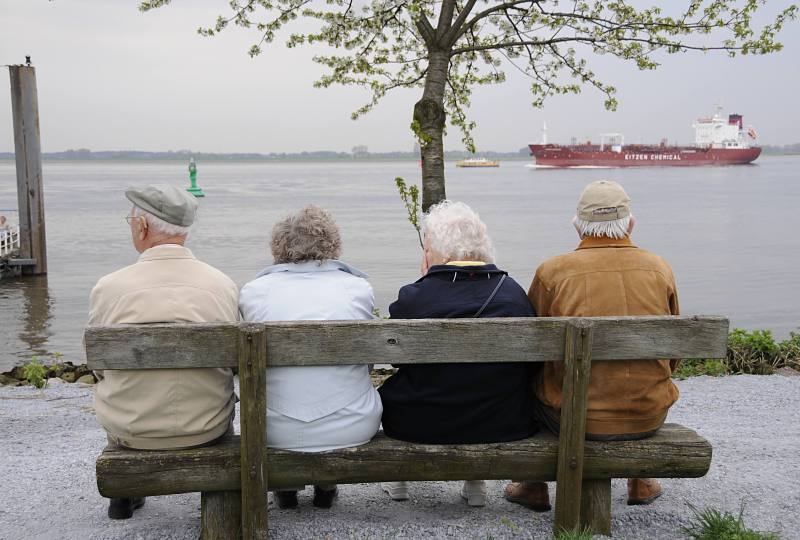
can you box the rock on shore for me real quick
[1,361,97,387]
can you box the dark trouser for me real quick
[275,484,336,493]
[518,399,660,488]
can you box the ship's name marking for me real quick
[624,154,682,160]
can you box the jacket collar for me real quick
[420,263,505,282]
[138,244,195,262]
[255,259,368,279]
[576,236,637,251]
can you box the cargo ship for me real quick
[528,109,761,168]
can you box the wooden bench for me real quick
[84,315,728,539]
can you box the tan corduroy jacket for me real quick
[89,245,238,449]
[529,236,680,436]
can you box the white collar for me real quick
[255,259,368,279]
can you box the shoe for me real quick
[381,481,409,501]
[503,482,551,512]
[627,478,662,505]
[460,480,487,507]
[107,497,145,520]
[312,486,338,508]
[275,490,299,509]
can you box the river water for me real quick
[1,157,798,371]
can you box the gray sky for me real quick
[1,0,798,153]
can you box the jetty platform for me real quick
[0,223,27,278]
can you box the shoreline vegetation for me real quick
[1,144,799,162]
[1,329,797,389]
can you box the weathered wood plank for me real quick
[590,316,729,362]
[554,322,594,534]
[238,324,268,540]
[85,323,240,370]
[96,425,711,497]
[579,479,611,536]
[85,316,729,370]
[201,490,241,540]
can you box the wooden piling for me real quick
[9,64,47,276]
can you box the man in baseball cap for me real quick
[89,184,238,519]
[504,180,680,510]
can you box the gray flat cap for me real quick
[125,184,198,227]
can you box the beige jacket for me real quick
[89,245,238,449]
[529,236,680,436]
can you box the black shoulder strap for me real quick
[472,274,507,318]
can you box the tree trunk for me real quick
[415,50,449,212]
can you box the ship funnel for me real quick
[541,121,548,145]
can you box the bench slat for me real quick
[85,316,729,370]
[96,424,712,498]
[555,322,594,533]
[238,325,269,540]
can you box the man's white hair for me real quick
[422,200,495,263]
[132,205,191,237]
[574,215,631,240]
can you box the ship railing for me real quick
[0,224,20,258]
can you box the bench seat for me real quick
[97,423,711,498]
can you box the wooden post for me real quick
[579,478,611,535]
[238,324,268,539]
[201,491,242,540]
[9,64,47,275]
[554,321,594,535]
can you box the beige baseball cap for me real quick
[125,184,198,227]
[576,180,631,222]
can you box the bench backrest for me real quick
[84,315,729,537]
[85,315,728,369]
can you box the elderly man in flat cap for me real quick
[89,185,238,520]
[504,180,680,510]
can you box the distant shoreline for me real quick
[0,150,530,162]
[1,147,798,162]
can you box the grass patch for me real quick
[673,358,728,379]
[499,516,521,533]
[674,329,800,379]
[683,503,780,540]
[553,527,595,540]
[22,357,47,389]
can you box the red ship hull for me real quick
[528,144,761,167]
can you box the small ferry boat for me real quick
[455,158,500,168]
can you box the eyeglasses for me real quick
[125,215,148,229]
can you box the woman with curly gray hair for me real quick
[239,205,382,510]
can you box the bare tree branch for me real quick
[456,0,537,42]
[436,0,458,43]
[415,13,436,44]
[442,0,479,46]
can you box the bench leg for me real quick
[201,490,242,540]
[579,479,611,536]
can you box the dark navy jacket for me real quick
[378,264,538,444]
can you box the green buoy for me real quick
[187,157,205,197]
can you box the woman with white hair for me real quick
[238,205,382,510]
[378,200,538,507]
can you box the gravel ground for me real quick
[1,374,799,540]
